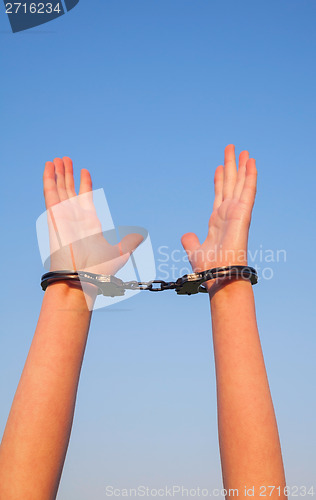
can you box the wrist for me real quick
[207,275,253,301]
[201,262,254,294]
[45,280,98,311]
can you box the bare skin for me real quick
[182,145,286,498]
[0,147,286,500]
[0,159,142,500]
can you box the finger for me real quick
[53,158,69,202]
[213,165,224,211]
[63,156,77,198]
[117,233,144,257]
[233,150,249,200]
[78,169,93,209]
[113,233,144,269]
[240,158,257,209]
[181,232,201,262]
[223,144,237,200]
[43,161,60,209]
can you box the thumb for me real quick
[181,232,201,262]
[117,233,144,259]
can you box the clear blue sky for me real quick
[1,1,315,498]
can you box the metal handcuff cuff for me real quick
[41,266,258,297]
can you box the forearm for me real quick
[0,283,97,500]
[209,280,286,498]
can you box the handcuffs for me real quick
[41,266,258,297]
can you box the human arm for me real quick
[0,158,142,499]
[181,145,286,498]
[0,283,96,500]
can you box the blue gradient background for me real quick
[0,1,315,498]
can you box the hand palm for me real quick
[44,157,142,275]
[181,145,257,274]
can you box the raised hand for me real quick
[43,157,143,275]
[181,144,257,282]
